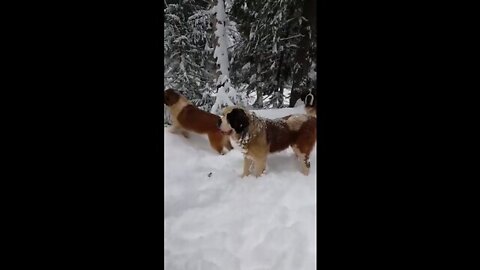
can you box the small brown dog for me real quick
[164,88,233,155]
[219,106,317,177]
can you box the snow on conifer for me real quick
[210,0,234,114]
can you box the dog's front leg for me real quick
[168,125,181,134]
[180,130,189,138]
[241,156,253,178]
[169,125,189,138]
[253,156,267,177]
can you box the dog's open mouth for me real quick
[220,129,233,135]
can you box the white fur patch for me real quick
[286,114,308,131]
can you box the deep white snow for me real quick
[164,106,316,270]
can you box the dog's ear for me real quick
[163,91,170,105]
[227,108,249,134]
[164,89,179,106]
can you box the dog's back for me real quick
[265,114,316,153]
[177,105,220,134]
[165,88,219,134]
[265,119,292,153]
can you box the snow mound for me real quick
[165,106,316,270]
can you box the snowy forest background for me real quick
[164,0,316,122]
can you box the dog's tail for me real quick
[304,90,316,117]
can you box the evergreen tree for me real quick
[230,0,308,109]
[164,0,316,115]
[210,0,247,114]
[289,0,316,107]
[164,0,216,112]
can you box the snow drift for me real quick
[164,106,316,270]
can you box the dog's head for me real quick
[218,107,250,136]
[303,89,316,116]
[164,88,181,106]
[304,90,316,108]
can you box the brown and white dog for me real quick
[164,88,233,155]
[218,107,317,177]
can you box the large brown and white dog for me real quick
[219,107,317,177]
[164,88,233,155]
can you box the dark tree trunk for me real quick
[273,51,285,108]
[289,0,316,107]
[210,0,220,84]
[273,6,294,109]
[254,87,263,108]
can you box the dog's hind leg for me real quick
[300,154,311,176]
[292,145,311,176]
[168,125,180,134]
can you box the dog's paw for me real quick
[300,168,309,176]
[253,172,265,178]
[251,168,267,178]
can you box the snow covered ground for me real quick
[164,106,316,270]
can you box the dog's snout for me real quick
[217,118,222,128]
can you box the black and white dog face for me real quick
[219,107,250,136]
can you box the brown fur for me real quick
[164,89,233,154]
[219,107,316,177]
[305,106,316,117]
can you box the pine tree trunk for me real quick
[254,88,263,108]
[209,0,218,80]
[210,0,234,114]
[273,10,293,109]
[274,51,285,108]
[289,0,315,107]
